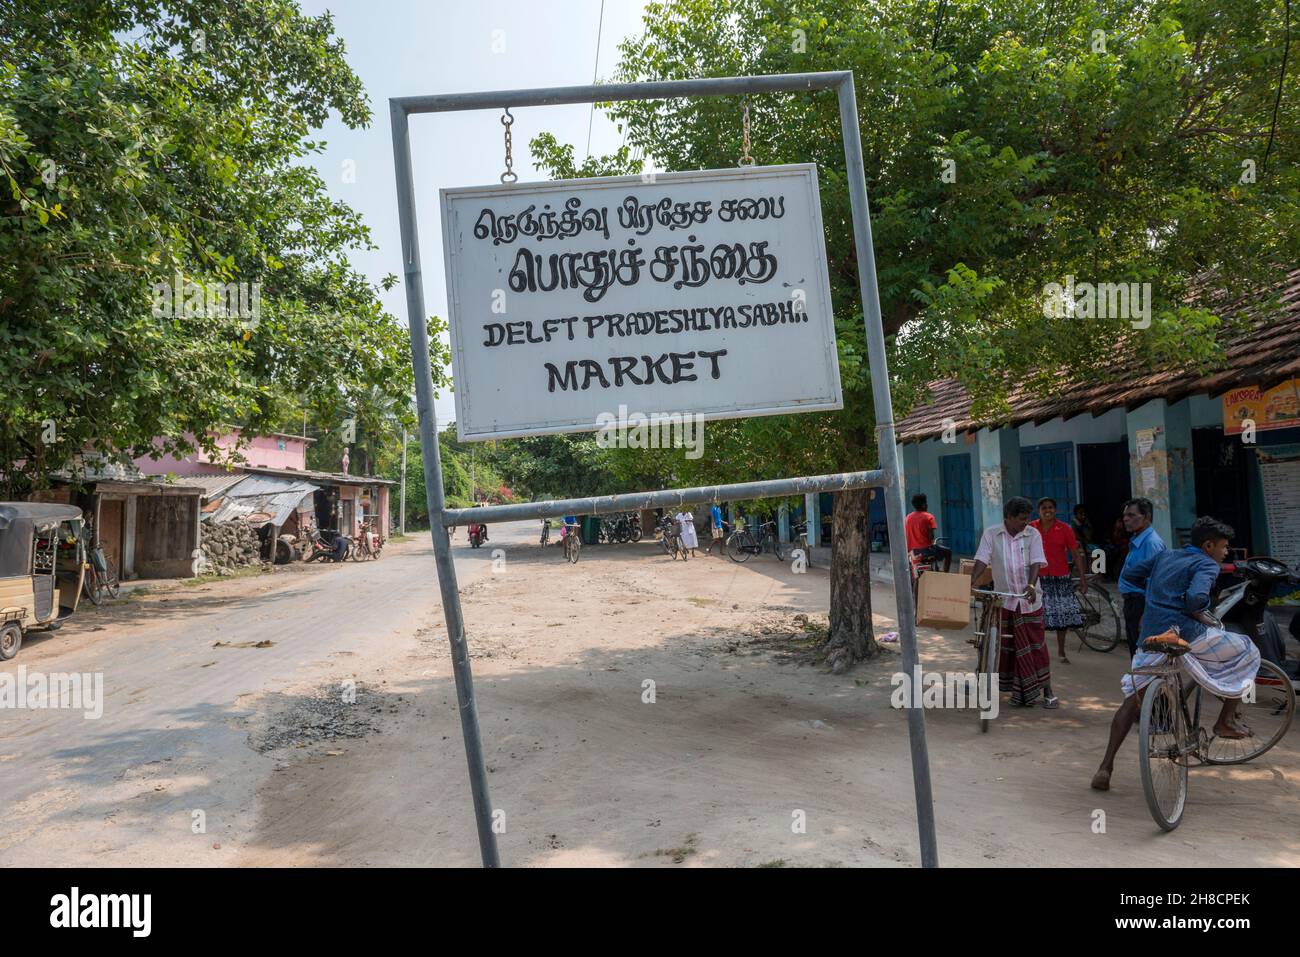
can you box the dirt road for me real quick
[4,523,1298,867]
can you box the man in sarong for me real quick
[970,496,1058,710]
[1090,517,1257,791]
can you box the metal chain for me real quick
[500,108,517,184]
[739,96,755,167]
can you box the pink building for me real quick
[134,429,314,475]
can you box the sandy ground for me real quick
[5,521,1299,867]
[235,530,1300,868]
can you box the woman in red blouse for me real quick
[1030,497,1088,663]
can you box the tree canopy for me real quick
[0,0,439,495]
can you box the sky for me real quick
[298,0,651,427]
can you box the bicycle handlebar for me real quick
[972,588,1032,599]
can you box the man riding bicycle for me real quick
[1090,516,1258,791]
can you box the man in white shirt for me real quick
[969,496,1059,709]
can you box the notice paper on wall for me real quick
[1259,451,1300,571]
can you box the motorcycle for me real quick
[306,527,351,563]
[468,523,487,548]
[1213,555,1300,681]
[351,519,383,561]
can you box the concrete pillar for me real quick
[123,494,137,580]
[804,492,819,548]
[778,502,790,542]
[976,427,1021,530]
[1128,399,1195,546]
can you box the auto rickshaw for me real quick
[0,503,87,660]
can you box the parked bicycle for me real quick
[726,520,782,563]
[540,518,551,547]
[657,515,688,561]
[81,538,120,606]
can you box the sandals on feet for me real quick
[1042,695,1060,710]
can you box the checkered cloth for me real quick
[1122,626,1261,699]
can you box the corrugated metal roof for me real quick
[174,473,247,499]
[896,268,1300,442]
[203,474,319,526]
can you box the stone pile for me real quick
[199,519,263,574]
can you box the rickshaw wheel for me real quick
[0,623,21,661]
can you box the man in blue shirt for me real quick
[1118,497,1166,656]
[706,503,725,554]
[1091,517,1256,791]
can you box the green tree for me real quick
[0,0,428,495]
[535,0,1299,669]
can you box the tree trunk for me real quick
[823,486,878,673]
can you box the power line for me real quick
[584,0,606,162]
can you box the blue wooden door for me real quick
[1020,442,1078,518]
[940,454,977,556]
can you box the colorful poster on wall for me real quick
[1222,378,1300,435]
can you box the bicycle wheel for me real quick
[1076,582,1122,652]
[568,536,581,564]
[629,524,643,543]
[978,624,1000,734]
[1138,676,1189,831]
[82,568,102,606]
[771,534,785,561]
[1203,659,1296,765]
[102,559,120,600]
[726,532,752,564]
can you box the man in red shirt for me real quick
[905,493,951,572]
[1030,497,1088,663]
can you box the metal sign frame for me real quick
[389,71,938,868]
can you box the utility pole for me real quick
[399,426,407,536]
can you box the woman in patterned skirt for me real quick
[1030,498,1087,664]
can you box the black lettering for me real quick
[545,361,579,392]
[670,351,697,383]
[579,359,610,390]
[611,355,642,387]
[698,349,727,379]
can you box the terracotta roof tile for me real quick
[896,269,1300,441]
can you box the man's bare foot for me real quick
[1090,769,1111,791]
[1213,721,1248,739]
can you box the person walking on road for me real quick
[675,509,699,557]
[1031,497,1087,664]
[706,503,727,555]
[970,497,1058,709]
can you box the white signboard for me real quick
[1260,457,1300,570]
[440,164,843,440]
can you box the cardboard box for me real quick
[916,571,973,629]
[958,558,976,576]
